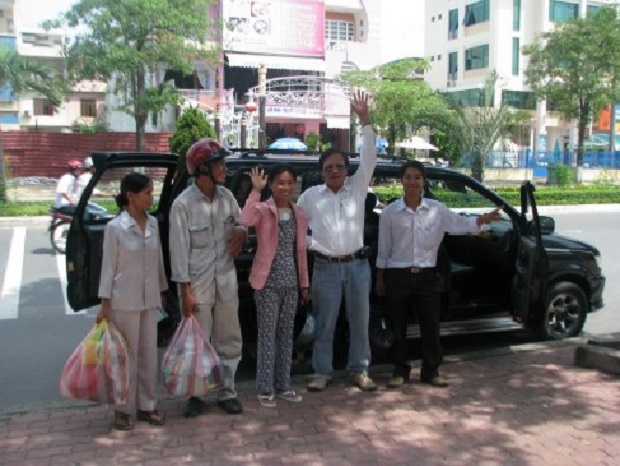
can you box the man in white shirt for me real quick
[169,138,247,417]
[54,159,83,212]
[375,160,500,388]
[297,90,378,392]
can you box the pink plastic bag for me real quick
[162,315,222,396]
[59,320,131,404]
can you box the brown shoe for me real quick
[386,375,405,389]
[307,377,329,392]
[350,372,378,392]
[421,375,449,388]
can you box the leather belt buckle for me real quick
[410,267,422,274]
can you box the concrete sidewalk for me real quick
[0,342,618,466]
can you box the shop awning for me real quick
[226,53,325,72]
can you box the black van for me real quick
[65,151,605,358]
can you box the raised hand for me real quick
[250,167,267,192]
[351,89,371,126]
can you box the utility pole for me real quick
[258,65,267,148]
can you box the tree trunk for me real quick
[0,136,6,204]
[471,149,485,182]
[576,100,588,167]
[388,124,396,157]
[134,69,147,152]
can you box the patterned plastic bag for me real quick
[162,315,222,396]
[59,320,131,404]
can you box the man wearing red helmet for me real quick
[169,138,247,417]
[54,159,84,213]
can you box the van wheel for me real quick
[539,282,587,340]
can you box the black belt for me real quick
[313,248,368,263]
[391,266,436,274]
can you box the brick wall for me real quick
[2,132,173,178]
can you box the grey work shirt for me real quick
[98,211,168,311]
[169,183,241,303]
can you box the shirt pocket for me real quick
[189,224,210,249]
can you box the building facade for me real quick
[424,0,617,154]
[0,0,107,132]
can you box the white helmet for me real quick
[83,157,94,169]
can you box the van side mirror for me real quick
[539,216,555,234]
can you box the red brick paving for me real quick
[1,345,619,466]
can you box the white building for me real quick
[424,0,617,153]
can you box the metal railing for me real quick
[456,151,620,169]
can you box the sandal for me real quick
[114,411,135,431]
[257,394,277,408]
[136,410,166,426]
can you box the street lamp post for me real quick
[258,65,267,148]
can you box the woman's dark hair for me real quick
[267,164,296,184]
[399,160,426,180]
[318,149,349,170]
[115,172,151,209]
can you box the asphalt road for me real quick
[0,210,618,415]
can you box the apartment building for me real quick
[0,0,17,127]
[0,0,107,132]
[216,0,424,148]
[424,0,617,153]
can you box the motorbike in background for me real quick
[49,202,110,254]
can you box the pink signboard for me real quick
[223,0,325,58]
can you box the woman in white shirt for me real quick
[375,161,500,389]
[97,173,168,430]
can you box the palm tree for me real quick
[448,71,516,182]
[0,46,65,202]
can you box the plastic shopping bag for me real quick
[162,315,222,396]
[59,319,131,404]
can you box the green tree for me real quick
[342,58,452,155]
[169,106,216,172]
[44,0,217,151]
[447,71,519,182]
[0,47,65,203]
[523,7,620,165]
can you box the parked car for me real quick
[65,150,605,361]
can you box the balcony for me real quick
[447,72,457,88]
[177,89,218,111]
[246,76,349,125]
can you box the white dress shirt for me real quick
[169,183,241,303]
[297,125,377,256]
[98,211,168,311]
[376,197,481,269]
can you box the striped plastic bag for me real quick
[59,319,131,404]
[162,315,222,396]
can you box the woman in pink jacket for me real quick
[240,165,309,408]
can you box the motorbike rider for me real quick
[54,159,84,215]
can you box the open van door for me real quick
[511,181,548,327]
[66,152,178,311]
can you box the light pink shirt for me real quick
[239,190,309,291]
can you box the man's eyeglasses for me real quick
[324,164,346,173]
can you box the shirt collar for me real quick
[396,197,430,211]
[318,177,352,194]
[118,210,153,237]
[190,183,222,201]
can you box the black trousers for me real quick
[385,268,442,379]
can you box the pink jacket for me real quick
[239,190,309,291]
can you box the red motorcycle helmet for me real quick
[68,159,83,170]
[185,138,230,175]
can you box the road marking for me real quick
[0,227,26,320]
[56,251,86,315]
